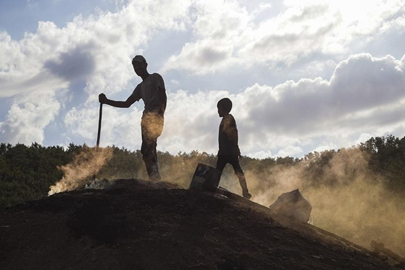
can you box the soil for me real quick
[0,179,402,270]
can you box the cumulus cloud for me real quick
[160,90,225,154]
[1,0,193,97]
[243,54,405,136]
[0,91,60,144]
[0,0,193,144]
[276,145,303,157]
[64,104,143,149]
[44,44,96,82]
[250,150,272,159]
[161,0,405,75]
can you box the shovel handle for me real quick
[93,102,103,181]
[96,102,103,149]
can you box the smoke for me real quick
[45,141,404,257]
[159,152,216,188]
[304,178,405,257]
[242,147,405,257]
[142,112,164,141]
[48,146,113,196]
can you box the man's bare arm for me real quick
[99,93,138,108]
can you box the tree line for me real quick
[1,135,404,208]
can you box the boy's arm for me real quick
[229,126,238,147]
[230,126,242,157]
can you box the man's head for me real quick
[217,98,232,117]
[132,55,148,77]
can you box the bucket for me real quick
[189,163,221,192]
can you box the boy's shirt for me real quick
[218,114,241,156]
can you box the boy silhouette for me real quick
[216,98,252,199]
[99,55,166,181]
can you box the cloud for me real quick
[64,104,143,149]
[313,142,338,153]
[161,0,250,74]
[330,54,404,111]
[0,91,60,144]
[243,54,405,137]
[355,133,372,145]
[163,1,340,74]
[250,150,272,159]
[0,0,193,99]
[252,3,272,16]
[276,145,303,157]
[44,44,96,82]
[160,90,225,154]
[162,40,234,75]
[161,0,405,75]
[0,0,193,144]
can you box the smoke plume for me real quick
[48,146,113,196]
[46,143,404,257]
[234,147,405,257]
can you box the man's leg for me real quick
[229,156,252,199]
[141,115,162,181]
[141,139,161,181]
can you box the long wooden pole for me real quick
[96,103,103,149]
[93,103,103,181]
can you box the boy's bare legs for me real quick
[236,172,252,199]
[217,155,252,199]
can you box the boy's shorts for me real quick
[216,155,244,175]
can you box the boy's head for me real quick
[217,98,232,117]
[132,55,148,77]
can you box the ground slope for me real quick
[0,179,400,270]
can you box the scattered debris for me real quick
[85,178,112,190]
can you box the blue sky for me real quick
[0,0,116,39]
[1,0,405,158]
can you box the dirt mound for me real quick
[0,179,398,269]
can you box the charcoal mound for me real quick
[0,179,396,270]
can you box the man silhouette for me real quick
[99,55,167,181]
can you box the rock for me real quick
[269,189,312,223]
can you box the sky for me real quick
[0,0,405,159]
